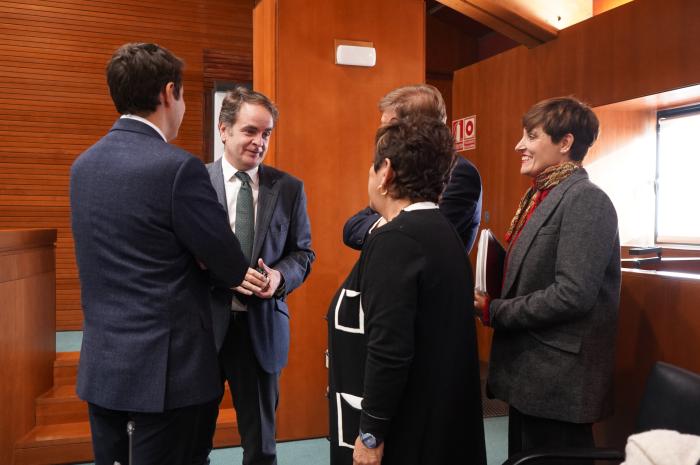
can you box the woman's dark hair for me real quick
[106,43,183,115]
[522,96,599,161]
[373,116,456,203]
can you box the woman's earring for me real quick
[377,184,388,196]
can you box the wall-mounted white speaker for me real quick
[335,44,376,67]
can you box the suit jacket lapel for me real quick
[252,165,280,262]
[501,169,588,297]
[210,158,228,214]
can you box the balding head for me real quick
[378,84,447,125]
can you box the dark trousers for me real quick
[196,312,280,465]
[87,402,205,465]
[508,406,594,465]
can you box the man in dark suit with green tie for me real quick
[196,87,315,465]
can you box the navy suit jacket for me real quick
[343,156,483,252]
[207,158,315,374]
[70,118,248,413]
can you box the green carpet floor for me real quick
[60,331,509,464]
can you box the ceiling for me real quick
[424,0,635,76]
[428,1,635,48]
[491,0,593,30]
[427,0,493,38]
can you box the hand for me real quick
[233,266,270,296]
[474,291,489,322]
[352,436,384,465]
[252,258,282,299]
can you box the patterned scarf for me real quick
[505,161,581,244]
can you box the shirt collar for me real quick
[120,114,167,142]
[221,155,259,186]
[403,201,439,212]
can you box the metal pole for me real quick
[127,421,135,465]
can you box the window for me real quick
[656,105,700,245]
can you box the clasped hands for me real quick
[233,258,281,299]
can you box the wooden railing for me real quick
[621,257,700,275]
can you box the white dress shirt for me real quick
[221,155,260,311]
[221,155,260,235]
[120,114,167,142]
[403,201,439,212]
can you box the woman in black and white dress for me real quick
[327,116,486,465]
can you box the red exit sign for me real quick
[452,115,476,151]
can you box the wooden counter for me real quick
[0,229,57,465]
[596,268,700,448]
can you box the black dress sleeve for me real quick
[358,228,425,440]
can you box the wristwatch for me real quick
[359,430,381,449]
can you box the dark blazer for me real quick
[207,158,315,374]
[343,156,482,252]
[356,208,486,465]
[70,118,247,413]
[487,168,621,424]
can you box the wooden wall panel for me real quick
[425,12,479,124]
[0,229,56,465]
[585,101,657,246]
[426,13,478,77]
[0,0,252,330]
[427,77,454,123]
[596,270,700,448]
[254,0,426,441]
[477,32,518,61]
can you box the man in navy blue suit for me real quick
[342,84,482,254]
[195,87,315,465]
[70,43,248,465]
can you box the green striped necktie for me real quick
[234,171,254,264]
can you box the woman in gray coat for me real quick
[475,96,621,461]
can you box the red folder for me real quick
[475,229,506,298]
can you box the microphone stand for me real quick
[127,421,135,465]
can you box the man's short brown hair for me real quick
[106,43,183,116]
[378,84,447,123]
[374,115,455,203]
[219,86,279,127]
[522,96,599,161]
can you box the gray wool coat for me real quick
[487,168,621,424]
